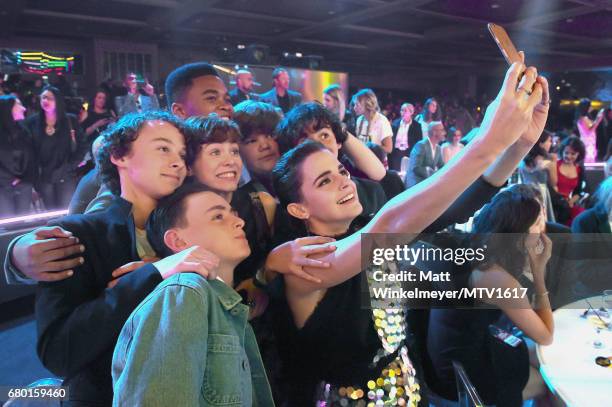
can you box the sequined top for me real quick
[274,259,420,406]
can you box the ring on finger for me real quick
[517,86,532,96]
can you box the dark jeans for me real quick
[0,182,33,217]
[38,178,78,211]
[389,148,410,172]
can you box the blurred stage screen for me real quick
[213,63,349,103]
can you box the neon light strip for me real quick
[585,162,605,168]
[0,210,68,226]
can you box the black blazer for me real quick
[229,88,260,106]
[391,118,423,155]
[0,123,36,186]
[25,113,88,183]
[36,197,163,405]
[259,88,302,112]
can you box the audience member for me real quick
[115,72,159,117]
[80,88,117,144]
[353,88,393,153]
[259,67,302,113]
[229,69,259,105]
[575,98,604,163]
[428,184,553,405]
[0,95,35,216]
[322,84,347,123]
[25,86,86,210]
[519,131,557,222]
[390,102,422,171]
[405,121,446,188]
[416,97,442,139]
[441,126,464,164]
[553,136,587,225]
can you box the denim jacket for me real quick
[112,273,274,406]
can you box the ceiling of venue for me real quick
[2,0,611,76]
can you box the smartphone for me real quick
[488,23,521,65]
[489,325,523,348]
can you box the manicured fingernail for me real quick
[79,257,84,264]
[67,270,74,276]
[79,245,85,252]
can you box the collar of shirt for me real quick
[427,137,437,157]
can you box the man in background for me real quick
[405,121,446,187]
[390,102,422,171]
[259,67,302,113]
[229,69,259,105]
[115,72,159,117]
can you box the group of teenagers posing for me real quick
[5,56,555,406]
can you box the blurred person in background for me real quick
[0,95,35,216]
[575,98,604,163]
[390,102,422,171]
[519,131,557,222]
[115,72,159,117]
[553,136,587,225]
[353,88,393,153]
[229,69,259,105]
[416,97,442,139]
[25,86,86,210]
[441,126,464,164]
[405,121,446,188]
[259,67,302,114]
[80,88,117,145]
[322,84,347,123]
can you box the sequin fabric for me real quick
[314,262,420,406]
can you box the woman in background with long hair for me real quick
[323,84,347,123]
[575,98,604,163]
[416,97,442,139]
[80,88,117,145]
[0,95,35,216]
[428,184,553,406]
[353,88,393,153]
[519,131,557,222]
[553,135,587,225]
[26,85,86,210]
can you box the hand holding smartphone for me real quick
[488,23,540,97]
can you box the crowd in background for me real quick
[0,69,610,230]
[1,60,611,407]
